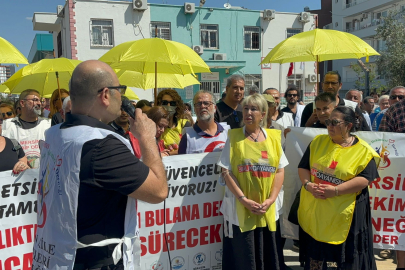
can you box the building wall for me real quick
[261,12,317,103]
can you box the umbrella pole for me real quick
[56,71,62,108]
[316,56,319,95]
[154,62,157,106]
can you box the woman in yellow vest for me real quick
[218,94,288,269]
[156,89,192,155]
[298,106,380,270]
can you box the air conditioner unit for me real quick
[362,13,368,19]
[263,9,276,20]
[184,2,195,14]
[307,74,320,83]
[193,45,203,55]
[133,0,148,11]
[56,5,64,17]
[299,12,310,23]
[213,53,226,61]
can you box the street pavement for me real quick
[283,239,398,269]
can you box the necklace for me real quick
[334,136,354,147]
[245,129,261,142]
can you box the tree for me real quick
[375,10,405,88]
[350,62,383,92]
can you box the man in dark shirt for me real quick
[300,71,370,131]
[37,60,168,269]
[214,74,244,129]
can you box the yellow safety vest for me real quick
[161,119,189,148]
[229,128,282,232]
[298,134,380,244]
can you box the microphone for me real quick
[121,96,136,119]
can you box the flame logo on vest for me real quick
[237,151,276,177]
[37,164,50,228]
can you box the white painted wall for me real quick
[261,12,316,100]
[74,0,151,61]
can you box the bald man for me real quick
[33,60,168,270]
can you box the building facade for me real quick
[33,0,317,104]
[0,65,15,84]
[332,0,404,91]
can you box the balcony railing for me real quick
[345,0,370,9]
[345,19,382,33]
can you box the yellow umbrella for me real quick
[3,58,82,97]
[115,69,200,90]
[123,88,140,100]
[0,37,29,64]
[99,38,210,101]
[261,29,380,64]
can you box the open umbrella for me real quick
[260,29,380,90]
[115,69,200,90]
[3,58,82,101]
[99,38,210,101]
[0,37,29,65]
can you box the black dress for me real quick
[298,139,378,270]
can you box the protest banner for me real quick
[138,152,225,270]
[0,169,39,270]
[282,127,405,251]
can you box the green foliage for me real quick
[350,62,383,91]
[375,10,405,88]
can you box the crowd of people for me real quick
[1,62,404,270]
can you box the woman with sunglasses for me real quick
[218,94,288,270]
[156,89,191,155]
[0,103,16,120]
[298,106,380,270]
[49,88,69,126]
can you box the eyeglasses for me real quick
[287,94,298,97]
[161,100,177,106]
[1,112,13,117]
[390,95,405,100]
[323,81,340,86]
[233,110,239,123]
[97,85,127,95]
[194,101,214,108]
[325,119,345,126]
[24,98,41,103]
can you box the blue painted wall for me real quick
[150,4,262,104]
[28,34,54,63]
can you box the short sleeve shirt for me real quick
[214,100,243,129]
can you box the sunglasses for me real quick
[390,95,405,100]
[194,101,214,108]
[233,110,239,123]
[161,100,177,106]
[287,94,298,97]
[97,85,127,95]
[325,119,345,126]
[1,112,13,117]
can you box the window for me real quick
[201,24,219,49]
[346,22,352,32]
[376,40,387,52]
[57,31,63,57]
[201,81,221,101]
[286,29,302,38]
[90,19,113,47]
[244,26,260,50]
[150,22,171,40]
[244,74,262,94]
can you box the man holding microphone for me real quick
[32,60,168,270]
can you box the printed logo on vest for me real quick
[237,157,276,178]
[311,161,344,186]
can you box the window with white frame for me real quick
[90,19,113,47]
[150,22,171,40]
[286,29,302,38]
[201,24,219,49]
[201,81,221,101]
[244,26,260,50]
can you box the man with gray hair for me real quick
[375,86,405,131]
[2,89,51,168]
[249,85,260,95]
[214,74,244,129]
[179,90,229,154]
[345,89,372,128]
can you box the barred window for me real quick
[244,26,260,50]
[201,24,218,49]
[286,29,302,38]
[90,19,113,47]
[150,22,171,40]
